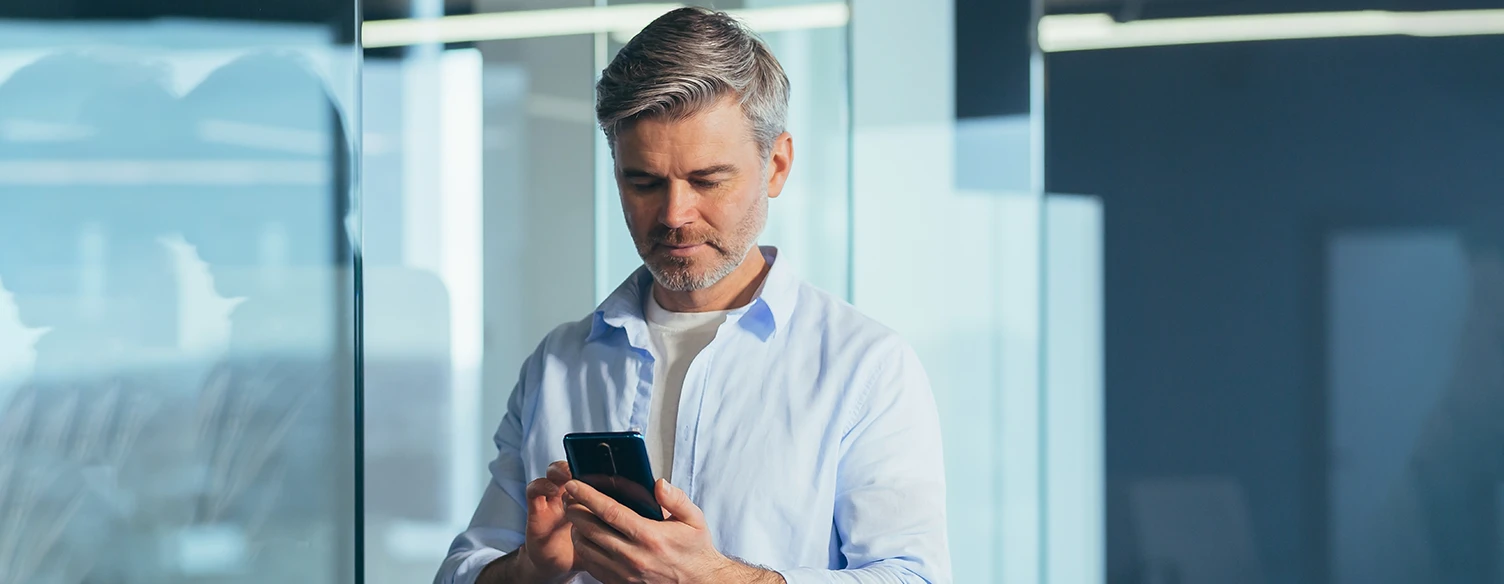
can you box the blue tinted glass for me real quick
[0,8,359,584]
[1048,30,1504,584]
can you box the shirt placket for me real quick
[620,322,656,435]
[670,312,744,495]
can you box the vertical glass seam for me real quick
[1030,0,1048,581]
[843,0,856,304]
[593,0,611,304]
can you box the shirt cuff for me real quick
[450,548,508,584]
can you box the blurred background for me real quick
[0,0,1500,583]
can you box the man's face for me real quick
[614,97,790,292]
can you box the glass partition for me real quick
[1047,19,1504,584]
[0,4,360,583]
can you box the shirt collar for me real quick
[587,245,797,345]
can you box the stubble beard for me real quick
[639,194,767,293]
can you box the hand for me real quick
[519,460,577,580]
[562,478,784,584]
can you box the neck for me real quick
[653,246,770,313]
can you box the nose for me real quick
[660,180,697,229]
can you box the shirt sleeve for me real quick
[778,342,953,584]
[433,356,533,584]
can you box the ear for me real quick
[765,132,794,199]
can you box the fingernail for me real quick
[564,481,579,495]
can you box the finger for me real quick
[546,460,573,484]
[565,479,650,541]
[564,504,636,557]
[655,479,706,529]
[524,479,565,517]
[524,478,565,525]
[524,479,568,538]
[524,477,564,502]
[572,525,634,584]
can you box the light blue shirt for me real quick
[437,247,951,584]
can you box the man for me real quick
[436,7,950,584]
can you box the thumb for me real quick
[656,479,705,528]
[523,479,565,536]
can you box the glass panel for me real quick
[0,4,360,583]
[361,42,506,583]
[1047,27,1504,584]
[360,6,606,582]
[851,0,1048,581]
[1042,192,1105,584]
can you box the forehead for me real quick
[614,99,758,170]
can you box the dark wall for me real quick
[0,0,355,23]
[1046,33,1504,583]
[956,0,1033,118]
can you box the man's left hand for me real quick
[562,478,785,584]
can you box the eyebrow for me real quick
[689,164,738,178]
[621,164,739,179]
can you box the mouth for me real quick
[656,242,708,258]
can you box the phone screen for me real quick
[562,432,664,521]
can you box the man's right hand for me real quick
[522,461,577,578]
[480,461,577,583]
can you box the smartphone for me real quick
[562,431,664,521]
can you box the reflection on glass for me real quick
[0,17,358,584]
[1331,224,1504,584]
[360,47,487,583]
[1404,225,1504,584]
[1100,217,1503,584]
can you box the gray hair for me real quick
[596,6,790,159]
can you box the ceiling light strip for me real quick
[1039,9,1504,53]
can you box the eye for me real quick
[693,179,723,190]
[629,180,663,191]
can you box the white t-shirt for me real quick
[643,292,730,482]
